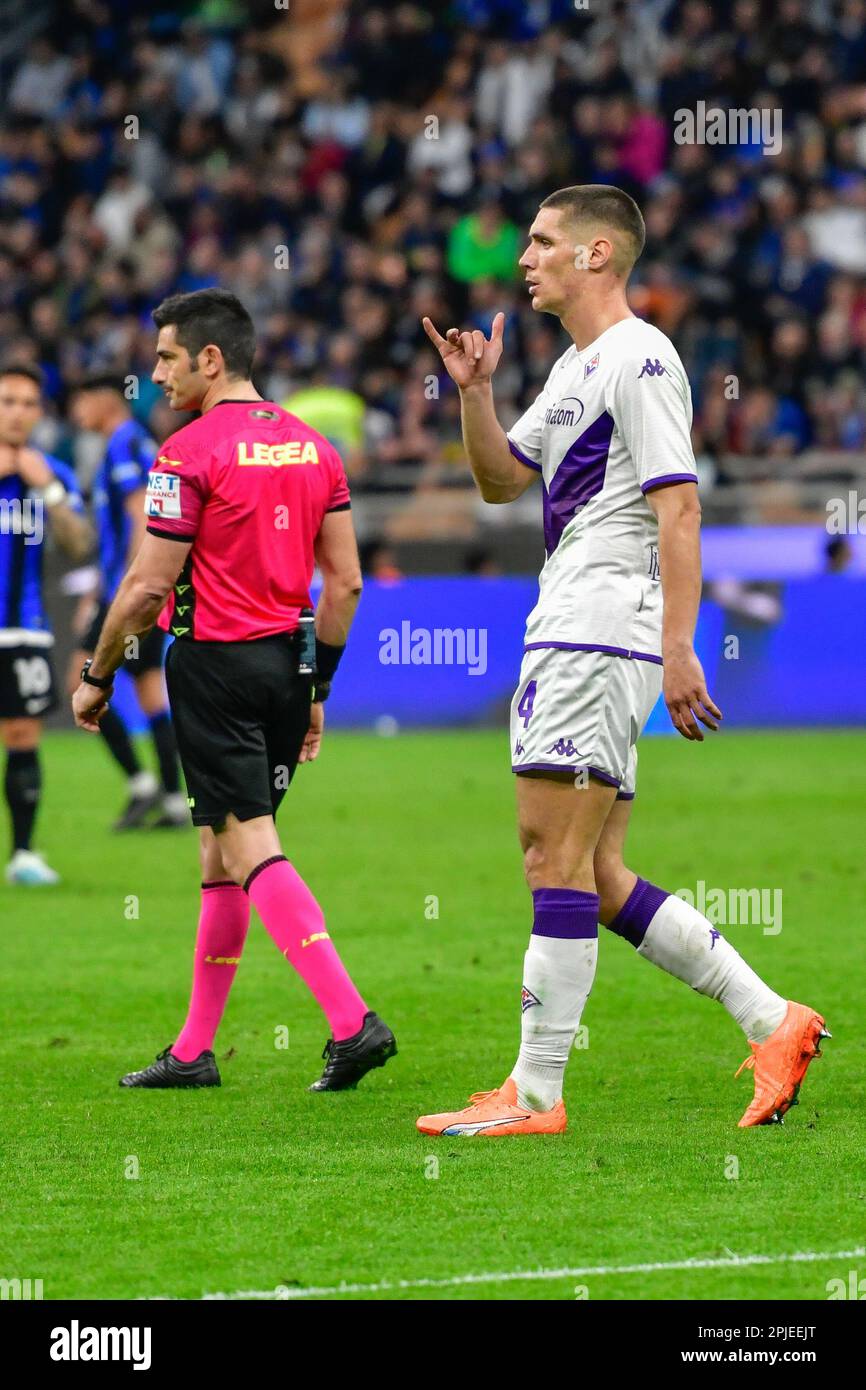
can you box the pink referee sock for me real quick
[245,856,367,1041]
[173,881,250,1062]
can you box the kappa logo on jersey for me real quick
[638,358,666,378]
[521,985,541,1013]
[544,396,584,428]
[647,544,660,581]
[709,929,721,950]
[584,353,600,379]
[236,441,320,467]
[145,472,182,519]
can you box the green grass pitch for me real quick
[2,727,864,1301]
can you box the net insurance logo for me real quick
[145,471,182,520]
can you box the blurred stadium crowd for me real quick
[2,0,866,546]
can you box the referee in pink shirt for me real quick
[72,288,396,1093]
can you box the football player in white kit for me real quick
[417,185,828,1137]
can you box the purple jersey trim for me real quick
[544,411,614,555]
[512,761,622,787]
[507,437,542,473]
[523,641,663,665]
[641,473,698,494]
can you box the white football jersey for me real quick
[506,316,698,662]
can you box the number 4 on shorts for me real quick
[517,679,537,729]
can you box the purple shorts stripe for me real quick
[532,887,599,940]
[616,790,636,801]
[607,876,669,947]
[512,762,622,787]
[640,473,698,494]
[523,641,663,665]
[507,437,542,473]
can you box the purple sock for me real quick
[607,877,669,948]
[532,887,599,939]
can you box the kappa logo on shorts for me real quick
[514,739,525,756]
[545,738,588,758]
[521,985,541,1012]
[145,472,182,519]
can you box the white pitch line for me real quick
[196,1245,866,1301]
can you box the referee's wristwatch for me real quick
[80,659,113,691]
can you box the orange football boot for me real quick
[416,1077,567,1137]
[736,1000,830,1127]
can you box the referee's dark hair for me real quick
[0,361,44,391]
[152,288,256,379]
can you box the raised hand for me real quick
[422,310,505,389]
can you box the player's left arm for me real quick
[71,533,191,731]
[612,352,721,741]
[646,482,721,741]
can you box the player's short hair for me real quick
[74,371,126,397]
[539,185,646,275]
[152,288,256,379]
[0,361,44,391]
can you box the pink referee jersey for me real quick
[144,400,351,642]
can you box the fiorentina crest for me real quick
[521,985,541,1012]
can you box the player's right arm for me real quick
[422,312,537,503]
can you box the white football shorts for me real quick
[509,646,664,798]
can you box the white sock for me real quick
[129,770,158,797]
[511,931,598,1111]
[637,893,787,1043]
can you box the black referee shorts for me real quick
[80,600,166,675]
[164,633,312,828]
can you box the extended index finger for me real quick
[421,316,448,351]
[490,310,505,343]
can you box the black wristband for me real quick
[315,638,345,682]
[80,658,113,691]
[312,680,332,704]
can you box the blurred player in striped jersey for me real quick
[418,185,828,1135]
[71,289,395,1093]
[0,364,91,884]
[69,376,186,830]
